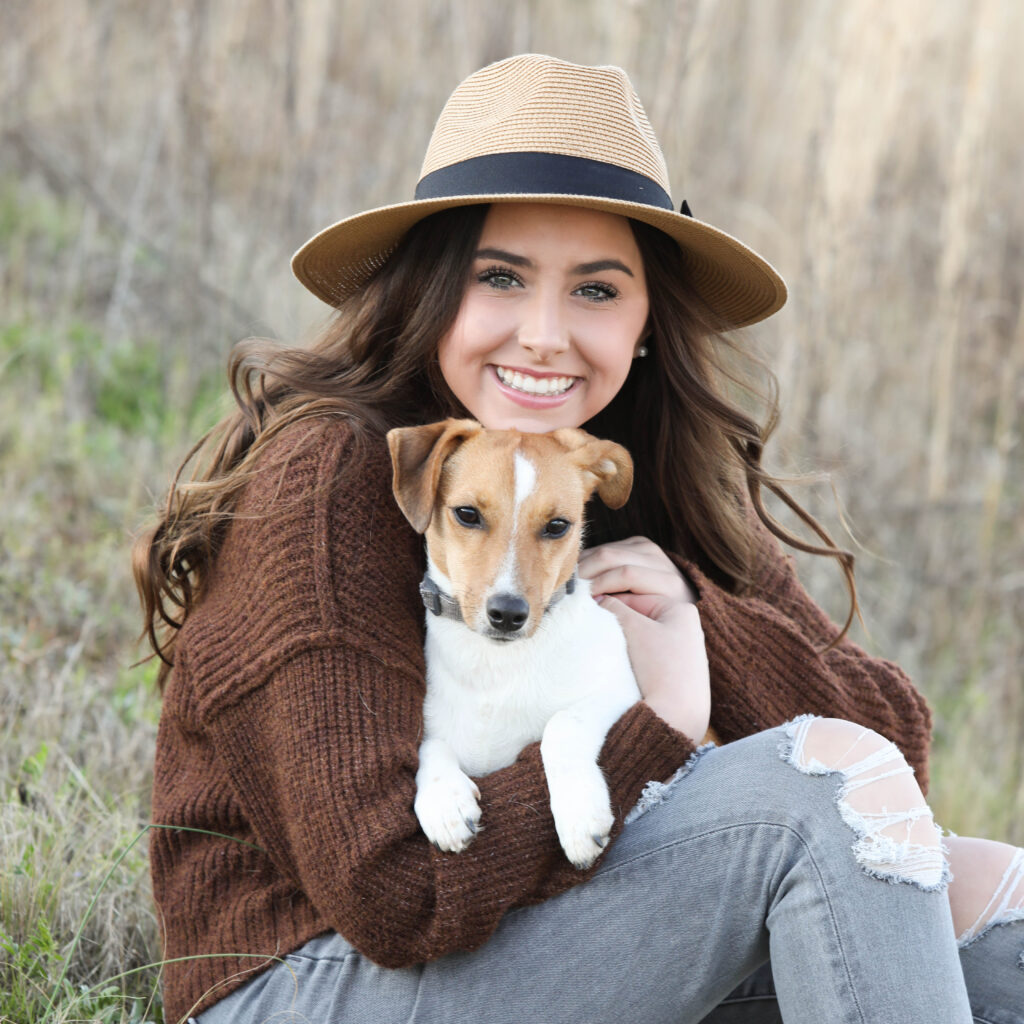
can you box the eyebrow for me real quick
[473,247,635,278]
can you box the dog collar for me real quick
[419,572,577,622]
[418,574,463,620]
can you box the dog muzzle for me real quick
[419,572,577,622]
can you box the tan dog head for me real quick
[387,419,633,640]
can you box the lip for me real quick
[489,365,581,408]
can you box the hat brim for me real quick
[291,194,786,330]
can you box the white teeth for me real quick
[496,367,575,396]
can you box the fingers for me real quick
[580,537,697,604]
[595,594,663,649]
[596,594,703,651]
[579,536,667,573]
[594,591,647,622]
[587,563,686,604]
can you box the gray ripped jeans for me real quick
[195,721,1023,1024]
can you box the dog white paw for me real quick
[414,771,482,853]
[549,769,615,870]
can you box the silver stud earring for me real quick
[635,345,649,359]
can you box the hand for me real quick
[578,537,710,741]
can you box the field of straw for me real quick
[1,1,1021,1020]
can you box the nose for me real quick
[486,593,529,633]
[518,290,569,361]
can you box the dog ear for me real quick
[386,419,482,533]
[582,440,634,509]
[550,429,634,510]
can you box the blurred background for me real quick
[1,1,1021,1019]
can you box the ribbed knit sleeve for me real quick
[673,542,933,792]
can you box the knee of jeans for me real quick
[780,716,948,891]
[949,838,1024,948]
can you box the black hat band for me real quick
[414,151,676,212]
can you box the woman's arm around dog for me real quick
[150,417,698,991]
[579,533,933,790]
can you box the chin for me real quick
[492,412,580,433]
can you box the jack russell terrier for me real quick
[387,418,643,870]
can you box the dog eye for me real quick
[542,518,571,538]
[452,506,482,527]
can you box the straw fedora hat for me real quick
[292,53,786,329]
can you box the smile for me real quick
[494,366,579,397]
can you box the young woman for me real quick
[136,55,1023,1024]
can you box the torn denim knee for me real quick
[780,715,950,892]
[956,846,1024,950]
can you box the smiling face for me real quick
[436,203,650,433]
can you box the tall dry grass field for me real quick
[2,1,1021,1020]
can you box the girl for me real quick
[135,54,1023,1024]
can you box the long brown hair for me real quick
[134,204,855,686]
[586,221,856,608]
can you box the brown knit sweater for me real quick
[150,417,932,1023]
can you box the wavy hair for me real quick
[134,205,856,687]
[587,220,856,617]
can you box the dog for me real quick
[387,418,643,870]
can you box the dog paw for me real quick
[550,771,615,870]
[555,807,614,870]
[414,771,482,853]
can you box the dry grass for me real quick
[1,1,1021,1019]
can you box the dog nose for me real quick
[486,593,529,633]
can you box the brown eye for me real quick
[453,506,483,528]
[541,518,571,539]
